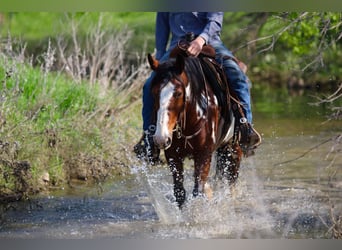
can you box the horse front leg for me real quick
[167,156,186,208]
[193,153,213,200]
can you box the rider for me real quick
[134,12,262,164]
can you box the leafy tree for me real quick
[234,12,342,77]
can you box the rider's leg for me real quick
[142,72,156,132]
[213,42,261,151]
[222,58,252,123]
[222,58,261,150]
[134,51,171,164]
[133,72,160,164]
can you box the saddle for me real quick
[170,39,250,145]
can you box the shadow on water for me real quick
[0,86,341,238]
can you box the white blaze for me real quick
[154,81,175,146]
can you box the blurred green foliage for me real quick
[1,12,341,82]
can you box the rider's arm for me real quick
[187,12,223,57]
[198,12,224,44]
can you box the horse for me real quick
[148,48,243,208]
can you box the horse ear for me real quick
[148,53,159,70]
[175,54,185,75]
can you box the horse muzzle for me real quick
[153,135,172,150]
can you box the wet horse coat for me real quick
[149,52,242,207]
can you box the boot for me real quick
[133,127,161,165]
[239,123,262,157]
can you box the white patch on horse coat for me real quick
[222,111,235,145]
[213,95,218,106]
[211,96,218,143]
[211,120,216,144]
[185,84,191,99]
[154,81,175,146]
[196,102,204,118]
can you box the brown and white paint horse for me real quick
[148,52,242,207]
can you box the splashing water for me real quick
[131,132,341,239]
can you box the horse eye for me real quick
[173,91,182,99]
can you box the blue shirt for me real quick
[155,12,224,60]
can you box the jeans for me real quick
[212,41,252,123]
[142,43,253,131]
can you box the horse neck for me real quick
[180,81,209,132]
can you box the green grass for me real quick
[0,52,116,196]
[1,12,155,38]
[1,12,156,55]
[0,20,145,197]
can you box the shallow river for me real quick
[0,87,341,239]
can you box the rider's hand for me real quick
[187,36,206,57]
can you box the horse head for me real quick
[148,53,188,150]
